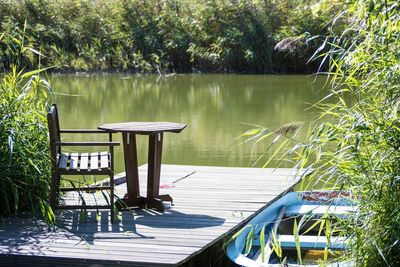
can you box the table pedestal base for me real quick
[115,194,173,211]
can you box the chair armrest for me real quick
[60,129,109,134]
[55,141,120,146]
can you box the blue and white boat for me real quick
[226,191,356,266]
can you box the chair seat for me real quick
[57,152,110,172]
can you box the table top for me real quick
[98,122,186,134]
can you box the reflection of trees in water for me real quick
[50,75,328,169]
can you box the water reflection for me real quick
[51,74,328,173]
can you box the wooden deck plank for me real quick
[0,164,304,267]
[1,247,183,263]
[0,234,218,248]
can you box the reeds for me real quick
[241,0,400,265]
[0,25,54,222]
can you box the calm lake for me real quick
[51,74,328,174]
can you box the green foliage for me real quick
[0,0,338,73]
[243,0,400,265]
[0,27,53,222]
[273,0,346,73]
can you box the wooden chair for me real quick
[47,104,119,223]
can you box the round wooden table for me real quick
[98,122,186,211]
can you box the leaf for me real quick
[303,216,322,235]
[230,225,252,240]
[307,37,327,63]
[242,128,261,136]
[7,135,14,164]
[260,225,266,262]
[262,138,289,168]
[28,158,41,174]
[244,226,254,256]
[270,229,282,260]
[254,131,274,144]
[101,190,110,205]
[21,67,52,79]
[21,47,46,57]
[293,218,302,265]
[13,186,19,214]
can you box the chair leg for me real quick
[110,173,114,224]
[50,173,60,210]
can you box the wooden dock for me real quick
[0,164,305,266]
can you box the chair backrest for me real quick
[47,104,61,159]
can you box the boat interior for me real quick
[247,203,351,265]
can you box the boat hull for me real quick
[226,191,355,267]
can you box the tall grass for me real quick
[242,0,400,265]
[0,24,54,222]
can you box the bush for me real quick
[0,0,338,73]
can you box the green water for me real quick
[51,74,328,174]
